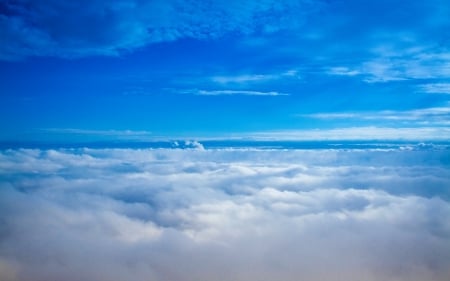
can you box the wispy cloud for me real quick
[419,83,450,94]
[193,89,289,96]
[40,125,450,142]
[0,1,316,60]
[246,127,450,141]
[326,67,361,77]
[211,74,276,84]
[300,106,450,125]
[326,48,450,83]
[41,128,153,140]
[211,70,300,85]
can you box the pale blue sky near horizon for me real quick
[1,0,450,142]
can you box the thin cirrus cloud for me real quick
[211,74,277,84]
[194,89,288,96]
[36,128,154,142]
[34,126,450,142]
[43,128,153,137]
[1,0,448,76]
[419,83,450,94]
[0,0,315,60]
[3,0,446,61]
[246,127,450,141]
[211,70,300,85]
[326,50,450,84]
[0,148,449,281]
[300,106,450,125]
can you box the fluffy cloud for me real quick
[0,147,449,281]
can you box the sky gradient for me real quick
[1,0,450,141]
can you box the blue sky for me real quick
[1,0,450,141]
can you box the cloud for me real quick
[0,147,449,281]
[245,127,450,141]
[36,128,153,142]
[300,106,450,126]
[211,74,277,84]
[193,89,288,96]
[419,83,450,94]
[326,49,450,83]
[316,0,450,84]
[211,70,300,85]
[0,0,316,60]
[182,140,205,150]
[43,128,153,137]
[16,126,450,143]
[326,67,361,77]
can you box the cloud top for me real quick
[0,147,449,281]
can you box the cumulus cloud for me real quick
[183,140,204,150]
[0,147,449,281]
[0,0,315,60]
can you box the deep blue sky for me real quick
[1,0,450,141]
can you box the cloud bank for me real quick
[1,147,449,281]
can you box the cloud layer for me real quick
[1,147,449,281]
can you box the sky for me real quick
[1,2,450,281]
[1,0,450,141]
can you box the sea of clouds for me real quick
[1,147,449,281]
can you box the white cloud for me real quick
[245,126,450,141]
[327,47,450,83]
[29,126,450,143]
[419,83,450,94]
[300,106,450,125]
[194,89,288,96]
[211,74,277,84]
[211,70,300,85]
[361,59,410,83]
[42,128,153,137]
[326,66,361,77]
[183,140,205,150]
[0,148,449,281]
